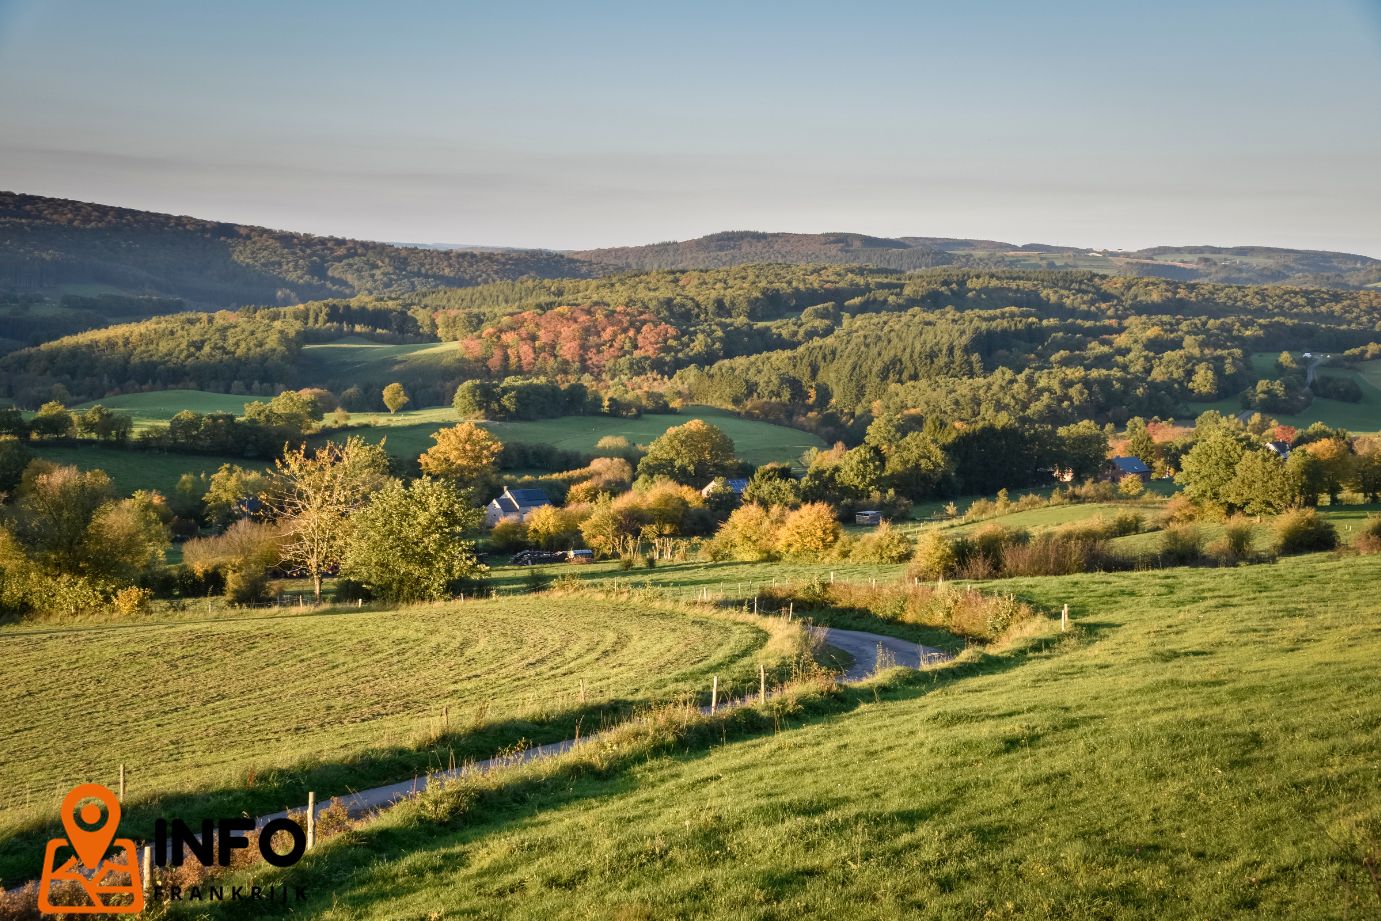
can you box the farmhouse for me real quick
[855,510,882,526]
[484,487,552,528]
[1265,440,1291,459]
[1104,456,1152,483]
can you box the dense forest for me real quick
[4,267,1379,443]
[0,191,598,308]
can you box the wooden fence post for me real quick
[759,663,766,704]
[1061,603,1069,632]
[306,791,316,850]
[118,763,125,803]
[711,676,718,714]
[141,844,152,897]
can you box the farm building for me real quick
[1104,456,1152,483]
[1266,440,1291,459]
[485,487,553,528]
[855,510,883,526]
[701,477,750,499]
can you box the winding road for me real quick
[251,626,951,830]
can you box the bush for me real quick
[1117,474,1146,498]
[849,522,915,564]
[908,531,957,581]
[968,523,1026,570]
[1274,508,1339,555]
[1160,494,1200,526]
[776,502,842,558]
[1212,516,1256,563]
[1160,524,1204,564]
[488,517,529,552]
[1355,514,1381,554]
[225,567,270,605]
[111,585,153,616]
[1001,534,1112,577]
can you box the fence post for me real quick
[141,844,152,898]
[1061,603,1069,632]
[306,791,316,850]
[753,596,758,615]
[759,663,766,704]
[580,678,587,704]
[830,570,835,583]
[118,763,125,803]
[711,675,718,714]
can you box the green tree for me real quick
[13,463,114,570]
[203,464,271,528]
[262,438,391,601]
[29,402,74,439]
[0,436,33,494]
[382,382,411,414]
[882,432,953,499]
[1056,420,1109,482]
[1286,450,1325,506]
[342,477,486,602]
[636,419,738,485]
[1223,449,1294,516]
[1176,430,1247,509]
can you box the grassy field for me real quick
[0,593,790,884]
[217,552,1381,919]
[72,389,254,426]
[319,404,826,468]
[298,338,465,382]
[1187,352,1381,433]
[28,444,264,497]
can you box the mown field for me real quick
[0,594,789,884]
[71,389,255,426]
[218,551,1381,920]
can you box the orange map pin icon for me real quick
[60,784,120,868]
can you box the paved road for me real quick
[252,626,953,829]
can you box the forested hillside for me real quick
[576,231,1381,288]
[6,267,1380,441]
[0,191,597,308]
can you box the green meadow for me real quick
[0,594,792,885]
[196,551,1381,920]
[27,443,264,497]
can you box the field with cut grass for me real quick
[28,443,265,497]
[0,593,794,885]
[205,552,1381,920]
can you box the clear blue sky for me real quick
[2,0,1379,254]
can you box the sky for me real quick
[1,0,1379,254]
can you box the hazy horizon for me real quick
[2,0,1379,256]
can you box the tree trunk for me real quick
[313,572,322,603]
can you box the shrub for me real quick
[1355,514,1381,554]
[225,567,270,604]
[1117,474,1146,498]
[1111,510,1145,537]
[1160,494,1200,526]
[1213,516,1256,563]
[1274,508,1339,555]
[776,502,842,558]
[908,531,957,580]
[1160,524,1204,564]
[850,522,915,564]
[488,517,529,552]
[968,523,1026,570]
[711,503,781,561]
[1001,534,1112,577]
[111,586,153,616]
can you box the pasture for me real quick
[71,389,254,426]
[321,404,826,467]
[1187,353,1381,433]
[0,593,789,884]
[228,551,1381,920]
[28,444,264,497]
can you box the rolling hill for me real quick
[0,191,599,309]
